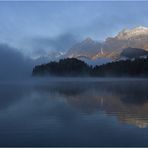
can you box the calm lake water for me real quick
[0,78,148,146]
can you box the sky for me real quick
[1,1,148,58]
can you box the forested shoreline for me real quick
[32,57,148,77]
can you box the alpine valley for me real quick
[35,26,148,66]
[63,26,148,65]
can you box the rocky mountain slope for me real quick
[65,37,102,59]
[65,26,148,60]
[120,47,148,59]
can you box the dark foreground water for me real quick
[0,78,148,146]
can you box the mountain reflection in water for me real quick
[0,79,148,146]
[36,80,148,128]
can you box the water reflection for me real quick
[61,82,148,128]
[0,79,148,146]
[35,80,148,128]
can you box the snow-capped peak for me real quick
[116,26,148,40]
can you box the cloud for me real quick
[24,33,80,57]
[69,1,148,40]
[1,1,148,58]
[0,44,33,80]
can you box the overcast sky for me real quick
[1,1,148,57]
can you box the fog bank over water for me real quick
[1,43,148,81]
[0,44,34,80]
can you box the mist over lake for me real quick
[1,1,148,147]
[0,78,148,146]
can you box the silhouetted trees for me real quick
[32,57,148,77]
[32,58,91,76]
[93,57,148,77]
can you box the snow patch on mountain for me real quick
[116,26,148,40]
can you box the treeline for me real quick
[32,58,91,77]
[32,57,148,77]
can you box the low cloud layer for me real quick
[24,33,80,58]
[0,2,148,58]
[0,44,33,80]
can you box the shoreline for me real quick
[0,77,148,85]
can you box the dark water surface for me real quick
[0,78,148,146]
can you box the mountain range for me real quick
[36,26,148,66]
[65,26,148,61]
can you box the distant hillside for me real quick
[120,47,148,59]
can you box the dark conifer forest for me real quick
[32,57,148,77]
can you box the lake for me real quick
[0,78,148,146]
